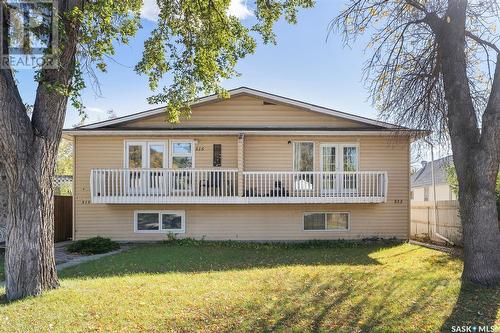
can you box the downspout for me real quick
[424,138,454,245]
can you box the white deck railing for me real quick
[90,169,387,204]
[91,169,238,204]
[242,171,387,203]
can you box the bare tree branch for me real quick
[465,30,500,54]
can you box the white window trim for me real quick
[303,211,351,232]
[319,143,360,172]
[124,140,168,169]
[292,141,315,171]
[134,210,186,234]
[170,140,195,168]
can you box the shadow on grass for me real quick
[198,267,453,332]
[0,241,497,332]
[440,282,500,333]
[58,240,399,279]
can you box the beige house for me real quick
[64,87,421,241]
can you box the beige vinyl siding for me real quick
[74,204,406,241]
[73,134,410,241]
[122,95,370,128]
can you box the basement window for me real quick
[134,211,185,233]
[303,212,350,231]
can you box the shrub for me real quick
[162,237,402,250]
[67,237,120,255]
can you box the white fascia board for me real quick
[63,129,417,137]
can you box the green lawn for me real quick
[0,241,498,332]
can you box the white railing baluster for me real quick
[90,169,388,204]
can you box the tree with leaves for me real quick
[0,0,313,300]
[55,139,73,176]
[331,0,500,285]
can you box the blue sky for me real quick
[17,1,376,128]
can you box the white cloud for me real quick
[141,0,160,22]
[227,0,253,20]
[140,0,252,22]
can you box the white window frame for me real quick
[302,212,351,232]
[134,210,186,234]
[292,141,315,171]
[319,143,359,194]
[124,140,168,169]
[170,140,195,168]
[319,143,360,173]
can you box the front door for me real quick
[320,144,338,194]
[170,141,194,194]
[125,141,166,195]
[148,143,166,194]
[320,144,359,195]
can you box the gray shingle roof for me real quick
[411,155,453,187]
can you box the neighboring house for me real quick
[411,156,456,202]
[63,87,422,241]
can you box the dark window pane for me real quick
[343,147,358,171]
[137,213,159,231]
[213,144,222,167]
[128,145,142,168]
[304,213,325,230]
[162,214,182,230]
[326,213,349,230]
[294,142,314,172]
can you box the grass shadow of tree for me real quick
[440,281,500,332]
[58,242,397,279]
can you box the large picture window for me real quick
[303,212,350,231]
[134,211,185,233]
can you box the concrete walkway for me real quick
[1,243,130,287]
[56,246,129,270]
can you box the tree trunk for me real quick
[435,0,500,286]
[0,163,7,243]
[458,161,500,285]
[4,152,59,300]
[0,0,82,300]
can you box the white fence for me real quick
[410,200,462,245]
